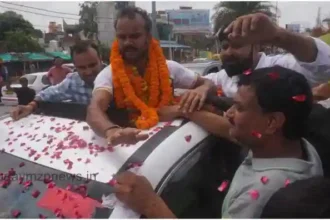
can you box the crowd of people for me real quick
[5,6,330,218]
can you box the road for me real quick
[0,105,12,117]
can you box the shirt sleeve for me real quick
[268,37,330,87]
[35,77,70,102]
[166,60,198,89]
[93,65,113,94]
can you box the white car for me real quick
[1,72,50,106]
[0,102,241,218]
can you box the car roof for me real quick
[0,109,208,218]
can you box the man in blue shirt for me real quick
[11,40,105,120]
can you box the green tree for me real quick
[0,11,44,52]
[4,31,43,52]
[79,1,99,40]
[212,1,277,33]
[0,11,35,41]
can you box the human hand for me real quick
[10,105,34,121]
[179,86,208,113]
[106,127,149,146]
[313,82,330,101]
[157,105,182,122]
[113,171,159,215]
[224,13,280,46]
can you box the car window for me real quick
[157,136,243,218]
[208,67,219,74]
[21,75,37,84]
[41,75,51,85]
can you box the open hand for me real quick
[179,86,208,113]
[106,127,149,146]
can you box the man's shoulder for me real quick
[95,65,112,80]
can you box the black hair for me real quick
[238,65,313,140]
[261,177,330,218]
[114,6,152,33]
[19,77,28,84]
[70,40,100,60]
[53,56,62,62]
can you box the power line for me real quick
[1,1,79,17]
[0,3,114,24]
[0,1,114,20]
[0,4,79,21]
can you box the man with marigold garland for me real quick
[87,7,216,145]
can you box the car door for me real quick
[156,136,243,218]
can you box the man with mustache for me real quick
[11,40,105,120]
[204,13,330,99]
[110,66,323,218]
[87,7,215,145]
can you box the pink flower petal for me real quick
[292,94,306,102]
[184,135,192,142]
[284,179,291,187]
[32,190,40,198]
[66,184,72,190]
[251,131,262,139]
[47,182,56,188]
[243,69,252,75]
[249,189,260,200]
[19,162,25,167]
[11,210,21,218]
[108,178,117,186]
[217,180,229,192]
[261,176,269,184]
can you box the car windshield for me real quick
[21,75,37,84]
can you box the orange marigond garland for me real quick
[110,38,174,129]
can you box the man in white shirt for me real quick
[87,7,215,145]
[205,13,330,98]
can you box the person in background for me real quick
[261,177,330,218]
[6,78,35,105]
[109,66,323,218]
[0,58,9,104]
[10,40,105,120]
[205,13,330,98]
[47,56,72,85]
[29,62,36,73]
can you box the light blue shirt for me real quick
[222,138,323,218]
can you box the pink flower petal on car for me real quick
[249,189,260,200]
[217,180,229,192]
[261,176,269,184]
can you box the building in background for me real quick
[165,7,211,35]
[96,1,135,47]
[285,23,301,33]
[164,6,212,60]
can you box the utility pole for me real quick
[151,1,159,40]
[167,12,173,60]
